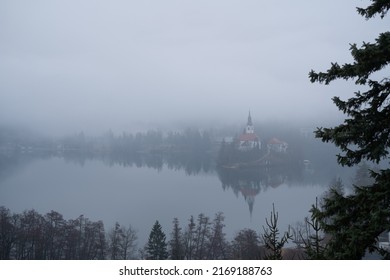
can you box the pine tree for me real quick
[261,204,292,260]
[169,218,184,260]
[108,222,122,260]
[231,228,260,259]
[309,0,390,259]
[302,198,325,260]
[146,220,168,260]
[183,215,196,260]
[193,213,210,260]
[207,212,228,259]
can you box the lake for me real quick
[0,152,355,246]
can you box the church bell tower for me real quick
[245,111,254,134]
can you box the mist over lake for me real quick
[1,0,388,260]
[0,121,358,247]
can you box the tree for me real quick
[261,204,292,260]
[43,210,66,260]
[119,224,137,260]
[108,222,137,260]
[183,215,196,260]
[309,0,390,259]
[78,218,106,260]
[16,209,46,259]
[0,207,16,259]
[207,212,228,259]
[168,218,184,260]
[108,222,123,260]
[193,213,211,260]
[231,228,260,259]
[146,220,168,260]
[301,198,326,260]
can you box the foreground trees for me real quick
[0,207,140,260]
[107,222,137,260]
[146,220,168,260]
[8,205,384,259]
[231,229,260,259]
[0,206,16,259]
[177,213,229,260]
[309,0,390,259]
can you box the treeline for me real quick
[0,206,321,260]
[0,128,217,175]
[58,129,213,155]
[0,207,106,260]
[0,206,138,260]
[58,129,215,175]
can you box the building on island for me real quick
[267,138,288,153]
[237,111,261,151]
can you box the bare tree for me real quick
[63,218,81,259]
[108,222,122,260]
[43,210,66,259]
[119,224,137,259]
[80,218,106,259]
[15,209,45,259]
[0,207,16,259]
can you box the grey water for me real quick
[0,153,355,246]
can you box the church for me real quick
[237,112,261,151]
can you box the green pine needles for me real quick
[309,0,390,259]
[146,220,168,260]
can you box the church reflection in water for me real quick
[217,165,302,216]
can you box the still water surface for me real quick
[0,155,354,245]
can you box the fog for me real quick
[0,0,387,136]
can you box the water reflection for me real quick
[57,149,215,175]
[0,147,357,222]
[217,163,306,216]
[0,147,363,248]
[0,146,214,176]
[0,147,354,189]
[0,150,52,183]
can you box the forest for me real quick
[0,205,308,260]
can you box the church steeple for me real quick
[238,110,262,150]
[245,111,254,134]
[247,110,253,126]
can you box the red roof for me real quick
[268,137,285,145]
[238,133,258,141]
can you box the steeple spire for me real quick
[247,110,252,126]
[245,111,254,134]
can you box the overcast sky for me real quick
[0,0,387,135]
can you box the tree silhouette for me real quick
[146,220,168,260]
[309,0,390,259]
[231,228,260,259]
[261,204,292,260]
[169,218,184,260]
